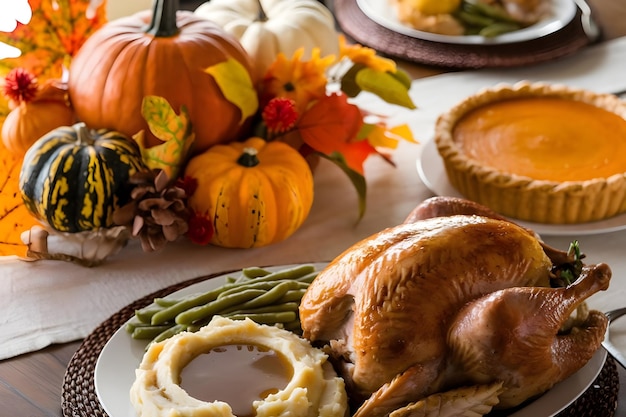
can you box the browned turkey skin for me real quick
[299,197,610,417]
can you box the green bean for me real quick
[131,324,175,340]
[241,266,272,278]
[132,264,318,345]
[125,321,144,333]
[151,287,227,325]
[454,9,495,27]
[226,280,302,311]
[251,264,316,281]
[150,267,306,325]
[479,22,521,37]
[282,320,303,332]
[219,280,309,299]
[134,306,163,324]
[224,301,300,315]
[466,0,519,23]
[455,0,526,38]
[294,271,318,283]
[185,317,215,332]
[216,280,301,298]
[225,311,297,324]
[175,289,267,325]
[151,324,188,344]
[154,296,185,307]
[276,289,308,303]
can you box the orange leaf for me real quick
[0,140,39,256]
[0,0,107,256]
[297,94,374,174]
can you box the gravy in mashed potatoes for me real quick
[180,344,293,417]
[130,316,348,417]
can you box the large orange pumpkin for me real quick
[67,0,255,154]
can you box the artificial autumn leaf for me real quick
[320,151,367,222]
[354,67,416,109]
[0,1,107,257]
[295,94,375,221]
[0,1,32,38]
[204,58,258,124]
[0,0,107,92]
[297,93,371,174]
[133,96,196,181]
[358,123,418,149]
[0,140,40,257]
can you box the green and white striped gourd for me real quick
[19,122,146,233]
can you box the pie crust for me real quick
[434,82,626,224]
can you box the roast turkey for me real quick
[299,197,610,416]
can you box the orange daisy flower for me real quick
[339,35,396,73]
[261,47,335,111]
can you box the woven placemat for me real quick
[333,0,595,68]
[61,271,620,417]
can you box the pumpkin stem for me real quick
[145,0,180,37]
[75,122,96,146]
[256,0,268,22]
[237,147,260,167]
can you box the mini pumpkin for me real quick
[1,69,75,157]
[19,122,146,233]
[195,0,340,80]
[68,0,254,154]
[184,137,314,248]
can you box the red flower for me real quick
[3,68,38,104]
[187,211,213,245]
[262,97,299,134]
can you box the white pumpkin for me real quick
[195,0,340,80]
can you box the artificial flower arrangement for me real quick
[5,4,416,266]
[12,36,417,266]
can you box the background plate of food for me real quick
[356,0,577,45]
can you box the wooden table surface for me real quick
[2,1,626,417]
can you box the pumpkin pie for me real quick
[434,82,626,224]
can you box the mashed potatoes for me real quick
[130,316,348,417]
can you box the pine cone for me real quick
[113,169,189,252]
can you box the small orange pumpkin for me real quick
[184,137,314,248]
[1,69,74,157]
[68,0,255,154]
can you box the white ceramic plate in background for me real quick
[356,0,577,45]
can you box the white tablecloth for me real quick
[3,37,626,361]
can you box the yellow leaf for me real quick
[389,124,419,143]
[205,58,258,124]
[360,123,418,149]
[355,68,416,109]
[135,96,196,181]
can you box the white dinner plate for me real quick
[417,138,626,236]
[94,263,607,417]
[356,0,577,45]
